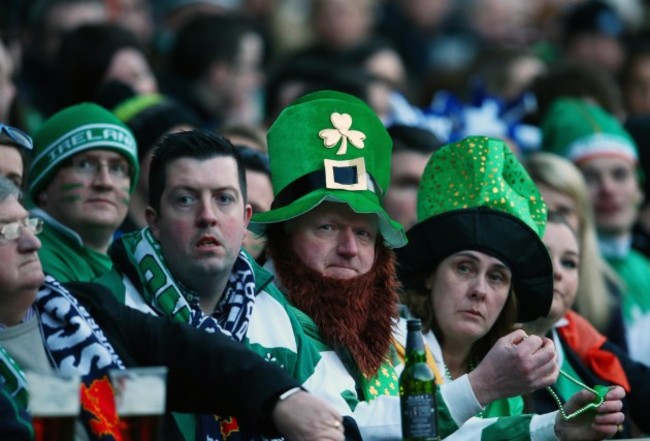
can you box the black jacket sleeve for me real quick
[64,282,300,424]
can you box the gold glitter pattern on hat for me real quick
[417,136,547,237]
[319,112,366,155]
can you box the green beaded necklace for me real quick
[443,360,484,418]
[443,358,607,420]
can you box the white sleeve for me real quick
[440,374,484,426]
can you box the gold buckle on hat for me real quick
[324,158,368,191]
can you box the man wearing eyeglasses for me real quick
[27,102,140,282]
[0,124,33,189]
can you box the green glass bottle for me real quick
[400,319,439,441]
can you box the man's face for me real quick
[580,156,643,236]
[0,145,23,188]
[383,150,431,231]
[0,197,44,300]
[242,168,273,260]
[38,149,131,234]
[286,202,378,280]
[146,156,252,286]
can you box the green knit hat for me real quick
[250,90,406,248]
[541,98,638,164]
[396,136,553,321]
[29,103,139,200]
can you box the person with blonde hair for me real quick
[525,152,627,350]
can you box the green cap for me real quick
[29,103,139,200]
[397,136,553,322]
[541,98,638,164]
[250,90,406,248]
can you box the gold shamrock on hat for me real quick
[319,112,366,155]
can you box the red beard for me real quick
[268,232,400,377]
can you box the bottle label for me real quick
[401,393,437,439]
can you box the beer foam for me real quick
[111,368,167,416]
[25,371,80,416]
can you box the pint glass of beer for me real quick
[110,367,167,441]
[25,371,80,441]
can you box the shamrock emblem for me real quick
[319,112,366,155]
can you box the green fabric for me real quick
[118,228,192,323]
[417,136,547,237]
[36,217,112,282]
[113,94,165,122]
[606,249,650,324]
[555,344,585,402]
[29,102,139,200]
[480,415,534,441]
[540,98,638,164]
[0,346,29,413]
[482,396,524,419]
[250,90,406,248]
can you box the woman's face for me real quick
[536,182,580,232]
[543,222,580,323]
[429,250,512,345]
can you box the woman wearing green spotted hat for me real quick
[394,136,625,440]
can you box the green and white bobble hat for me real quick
[29,102,139,200]
[249,90,406,248]
[541,98,638,165]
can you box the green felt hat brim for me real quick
[249,189,407,248]
[396,206,553,322]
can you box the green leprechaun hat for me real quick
[250,90,406,248]
[396,136,553,321]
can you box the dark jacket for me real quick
[66,282,300,439]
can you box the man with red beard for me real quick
[250,91,563,439]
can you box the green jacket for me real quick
[31,208,112,282]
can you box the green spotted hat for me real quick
[541,98,638,164]
[249,90,406,248]
[29,103,139,200]
[396,136,553,321]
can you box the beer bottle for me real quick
[400,319,439,441]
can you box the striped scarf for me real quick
[119,228,259,440]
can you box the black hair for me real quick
[170,14,255,81]
[236,145,270,177]
[148,129,246,212]
[54,22,145,109]
[387,124,442,155]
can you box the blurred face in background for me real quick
[104,48,158,95]
[542,221,580,323]
[0,42,16,122]
[579,156,643,237]
[384,150,431,231]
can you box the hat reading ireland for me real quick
[29,103,139,201]
[250,90,406,248]
[396,136,553,321]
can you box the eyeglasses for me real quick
[0,124,33,151]
[0,217,43,241]
[65,157,132,180]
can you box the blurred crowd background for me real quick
[0,0,649,147]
